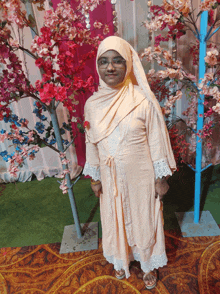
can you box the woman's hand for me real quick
[155,177,169,201]
[91,182,103,198]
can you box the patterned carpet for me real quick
[0,229,220,294]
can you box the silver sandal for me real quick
[143,270,157,290]
[115,269,125,279]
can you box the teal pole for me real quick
[50,106,82,238]
[194,8,208,223]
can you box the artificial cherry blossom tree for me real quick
[142,0,220,225]
[141,0,220,167]
[0,0,109,238]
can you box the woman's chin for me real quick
[105,81,119,87]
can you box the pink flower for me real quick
[39,83,56,105]
[8,39,19,48]
[9,165,19,178]
[27,131,35,143]
[55,86,67,102]
[60,179,68,194]
[93,21,103,29]
[32,146,40,152]
[205,50,219,66]
[59,152,66,159]
[35,58,44,68]
[21,147,28,157]
[103,24,110,35]
[13,153,23,165]
[28,154,35,161]
[60,169,70,178]
[61,158,70,165]
[212,103,220,114]
[0,132,8,143]
[200,0,216,11]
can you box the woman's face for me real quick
[97,50,127,87]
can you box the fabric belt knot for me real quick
[105,155,118,198]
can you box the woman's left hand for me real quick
[155,177,169,200]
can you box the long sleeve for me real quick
[82,133,101,181]
[146,103,173,179]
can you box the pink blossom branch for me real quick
[187,12,200,37]
[18,45,38,60]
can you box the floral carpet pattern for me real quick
[0,230,220,294]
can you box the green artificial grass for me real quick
[0,176,101,248]
[0,163,220,248]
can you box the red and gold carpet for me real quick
[0,230,220,294]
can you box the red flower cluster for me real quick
[148,78,170,102]
[83,121,90,128]
[150,4,186,47]
[168,126,190,167]
[208,9,215,26]
[0,0,106,126]
[0,34,34,119]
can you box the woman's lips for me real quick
[106,74,117,77]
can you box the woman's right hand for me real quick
[91,182,103,198]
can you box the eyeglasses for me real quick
[97,57,126,69]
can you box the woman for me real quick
[83,36,176,290]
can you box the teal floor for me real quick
[0,164,219,248]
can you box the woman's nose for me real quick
[106,61,115,70]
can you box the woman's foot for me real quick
[115,269,125,279]
[143,270,157,290]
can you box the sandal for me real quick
[143,270,157,290]
[115,269,125,279]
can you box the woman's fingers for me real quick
[91,183,102,197]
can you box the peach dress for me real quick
[83,37,176,278]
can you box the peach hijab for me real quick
[84,36,176,171]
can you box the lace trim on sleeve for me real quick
[153,158,172,179]
[82,162,101,181]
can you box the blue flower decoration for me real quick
[42,105,46,111]
[62,139,69,145]
[3,155,12,162]
[62,122,71,130]
[40,115,47,121]
[13,139,21,144]
[16,146,21,152]
[35,122,45,134]
[49,139,56,145]
[60,128,65,135]
[19,118,27,124]
[11,114,18,122]
[3,116,9,123]
[0,150,8,157]
[33,108,40,115]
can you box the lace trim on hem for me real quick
[133,252,167,274]
[103,251,131,279]
[82,162,101,181]
[153,158,172,179]
[103,250,167,279]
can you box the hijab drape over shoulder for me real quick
[84,36,176,172]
